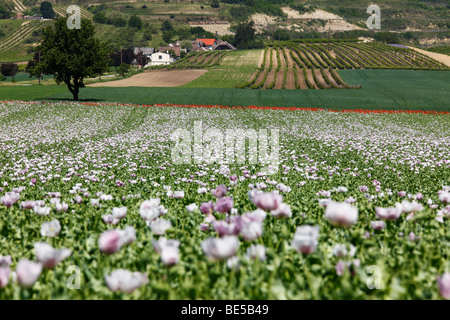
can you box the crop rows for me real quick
[0,21,44,60]
[53,5,94,20]
[13,0,26,13]
[236,41,448,90]
[237,45,359,90]
[152,51,230,70]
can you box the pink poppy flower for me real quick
[252,192,282,211]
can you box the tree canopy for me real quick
[29,18,111,100]
[1,63,19,81]
[128,15,143,30]
[40,1,56,19]
[234,20,258,49]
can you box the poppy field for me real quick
[0,100,449,300]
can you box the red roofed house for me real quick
[196,39,217,50]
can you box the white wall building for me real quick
[149,52,174,66]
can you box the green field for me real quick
[181,50,261,88]
[0,69,449,111]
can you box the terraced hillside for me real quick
[53,4,94,20]
[0,20,49,62]
[237,41,449,90]
[12,0,26,13]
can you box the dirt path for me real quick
[272,48,278,67]
[88,70,208,87]
[407,46,450,67]
[296,69,308,89]
[305,69,318,89]
[189,54,201,64]
[324,69,341,88]
[258,49,265,68]
[285,69,295,89]
[308,48,328,67]
[254,69,269,87]
[277,48,286,68]
[274,69,285,89]
[202,53,216,65]
[299,46,320,67]
[264,69,276,89]
[264,48,272,68]
[314,69,330,88]
[284,48,294,68]
[290,50,304,68]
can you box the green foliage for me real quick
[116,63,130,77]
[110,48,135,67]
[425,46,450,56]
[189,26,215,39]
[0,62,19,80]
[229,6,253,21]
[143,30,152,41]
[234,20,258,49]
[30,18,111,100]
[40,1,56,19]
[162,31,174,44]
[161,20,174,33]
[128,15,143,30]
[272,29,291,41]
[222,0,289,17]
[0,99,450,299]
[93,11,107,24]
[0,4,12,19]
[88,4,108,14]
[374,32,401,44]
[211,0,220,8]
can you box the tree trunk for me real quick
[66,80,80,101]
[73,82,79,101]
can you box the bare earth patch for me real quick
[189,23,234,36]
[251,13,277,31]
[281,8,363,32]
[88,70,208,88]
[407,47,450,68]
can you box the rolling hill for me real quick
[0,0,448,63]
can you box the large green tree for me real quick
[40,1,56,19]
[234,20,256,49]
[30,18,111,100]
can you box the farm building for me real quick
[192,39,235,51]
[212,40,236,51]
[134,47,155,59]
[149,52,174,66]
[195,39,217,50]
[24,15,43,20]
[158,44,187,58]
[192,40,208,52]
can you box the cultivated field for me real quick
[0,20,50,63]
[0,101,449,299]
[154,50,231,70]
[237,41,449,90]
[88,70,208,87]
